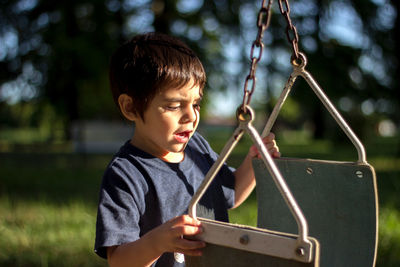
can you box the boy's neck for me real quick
[162,152,185,163]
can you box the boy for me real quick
[95,32,280,267]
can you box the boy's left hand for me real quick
[249,132,281,159]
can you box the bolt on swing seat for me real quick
[185,107,320,267]
[253,53,378,267]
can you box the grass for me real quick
[0,153,109,267]
[0,132,399,266]
[0,198,105,267]
[379,206,400,266]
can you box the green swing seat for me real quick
[253,54,378,266]
[254,158,378,267]
[185,106,320,267]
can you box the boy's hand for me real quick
[151,215,205,256]
[249,132,281,159]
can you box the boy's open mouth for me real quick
[174,130,192,143]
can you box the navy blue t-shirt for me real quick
[95,132,235,266]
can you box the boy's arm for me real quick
[107,215,205,267]
[232,133,280,209]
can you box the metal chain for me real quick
[241,0,301,112]
[278,0,300,61]
[241,0,273,112]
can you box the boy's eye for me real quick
[166,105,180,111]
[165,102,201,111]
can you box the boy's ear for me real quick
[118,94,137,121]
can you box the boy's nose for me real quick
[182,105,198,123]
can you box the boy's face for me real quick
[131,80,202,162]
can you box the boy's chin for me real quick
[168,143,189,154]
[171,144,187,153]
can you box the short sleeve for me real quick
[94,161,144,258]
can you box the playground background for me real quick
[1,0,399,266]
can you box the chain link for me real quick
[241,0,273,112]
[278,0,300,60]
[241,0,301,112]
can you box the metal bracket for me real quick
[261,52,367,164]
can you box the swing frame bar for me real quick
[261,52,366,164]
[188,107,315,263]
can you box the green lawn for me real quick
[0,134,399,266]
[0,153,109,267]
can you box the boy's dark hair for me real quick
[109,32,206,120]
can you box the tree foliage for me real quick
[0,0,398,140]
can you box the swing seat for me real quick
[185,218,320,267]
[252,49,379,266]
[253,158,378,267]
[185,107,320,267]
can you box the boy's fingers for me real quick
[169,215,201,232]
[175,246,204,257]
[170,234,205,255]
[172,224,203,237]
[264,140,277,149]
[265,132,275,141]
[177,238,206,251]
[269,147,280,158]
[174,215,202,226]
[249,131,280,157]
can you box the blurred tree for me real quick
[0,0,125,139]
[0,0,248,139]
[257,0,398,140]
[0,0,398,141]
